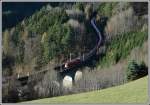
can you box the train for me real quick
[64,58,81,68]
[54,17,102,72]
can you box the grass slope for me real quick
[25,76,148,104]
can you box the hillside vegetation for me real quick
[98,30,148,68]
[2,2,148,103]
[2,2,148,76]
[24,76,148,103]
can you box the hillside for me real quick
[24,76,148,103]
[2,2,148,77]
[2,2,148,103]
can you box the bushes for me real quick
[28,61,126,100]
[73,65,126,93]
[105,8,138,40]
[128,41,148,66]
[126,60,148,81]
[2,78,20,103]
[105,7,148,41]
[126,60,138,81]
[33,69,61,98]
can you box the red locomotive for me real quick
[64,58,81,69]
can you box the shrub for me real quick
[138,61,148,77]
[126,60,139,81]
[33,68,61,98]
[2,78,20,103]
[105,8,138,40]
[126,60,148,81]
[73,65,126,93]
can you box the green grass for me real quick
[24,76,148,104]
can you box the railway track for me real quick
[2,16,103,85]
